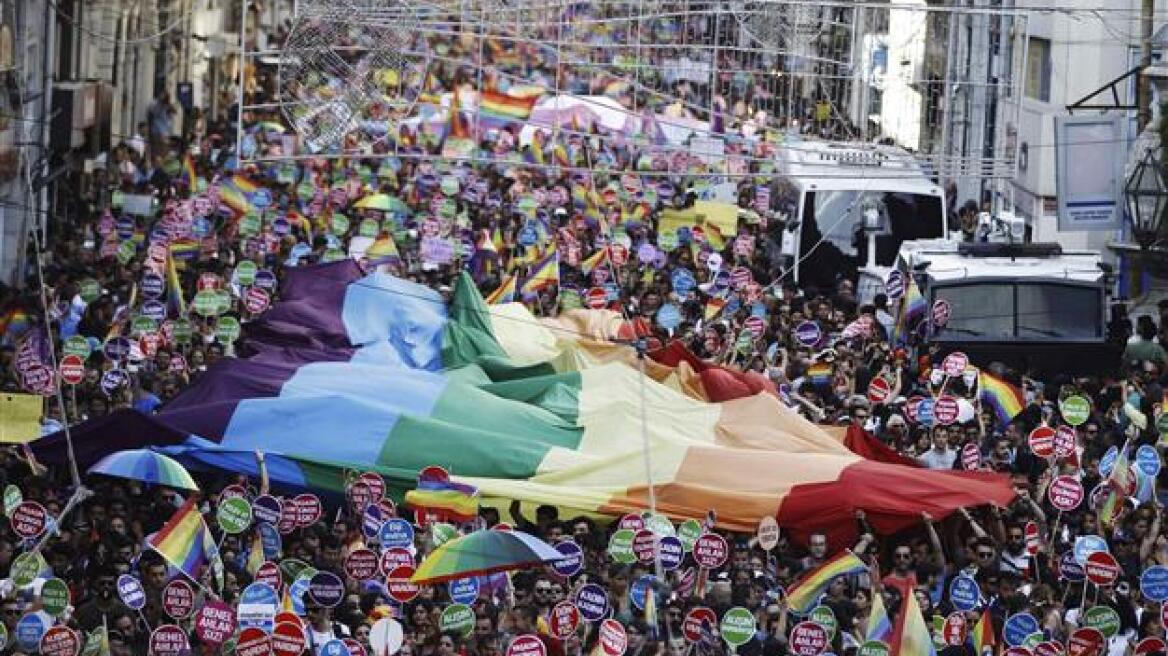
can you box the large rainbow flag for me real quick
[34,262,1014,543]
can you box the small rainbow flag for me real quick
[785,550,867,614]
[166,254,186,318]
[366,236,401,264]
[478,89,538,129]
[971,611,995,655]
[485,275,517,305]
[449,88,472,140]
[866,589,893,643]
[903,278,927,324]
[890,581,936,656]
[704,297,726,320]
[1100,440,1132,528]
[580,248,609,275]
[807,361,833,386]
[181,154,197,187]
[978,371,1024,425]
[230,175,260,194]
[1,308,31,344]
[404,468,480,523]
[521,252,560,295]
[245,530,264,576]
[147,497,220,587]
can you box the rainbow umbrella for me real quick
[410,530,563,584]
[87,449,200,491]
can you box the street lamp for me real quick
[1124,147,1168,250]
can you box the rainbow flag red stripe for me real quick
[147,497,217,584]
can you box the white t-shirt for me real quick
[918,447,957,470]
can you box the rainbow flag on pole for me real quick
[147,497,222,588]
[785,550,867,614]
[866,590,893,643]
[1100,440,1132,528]
[485,275,518,305]
[478,89,538,129]
[971,611,995,655]
[521,252,560,295]
[166,255,186,318]
[978,371,1024,425]
[890,582,936,656]
[404,467,480,523]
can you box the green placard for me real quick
[62,336,91,359]
[644,513,676,537]
[677,519,703,552]
[658,231,679,252]
[810,605,837,639]
[331,214,350,236]
[322,248,346,263]
[736,332,754,354]
[10,551,46,587]
[558,291,584,310]
[440,604,475,637]
[608,529,636,564]
[217,497,253,534]
[116,240,136,265]
[213,289,233,315]
[1060,395,1091,426]
[432,523,458,547]
[131,315,158,337]
[440,199,458,220]
[111,191,125,208]
[359,219,381,238]
[720,607,756,647]
[40,578,70,617]
[1158,412,1168,436]
[234,261,258,286]
[192,290,221,316]
[3,485,21,517]
[1083,606,1120,638]
[172,317,194,344]
[215,316,242,343]
[280,558,311,583]
[79,279,102,303]
[81,628,107,656]
[239,214,261,237]
[1023,632,1044,649]
[858,641,889,656]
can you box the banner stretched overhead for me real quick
[35,262,1013,546]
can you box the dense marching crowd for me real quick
[1,18,1168,656]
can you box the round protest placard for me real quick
[148,624,189,656]
[575,584,609,622]
[1086,551,1121,586]
[293,493,323,527]
[10,552,45,588]
[552,540,584,578]
[309,571,345,608]
[1054,426,1077,459]
[961,442,981,470]
[40,578,70,617]
[236,627,272,656]
[194,600,237,646]
[272,622,308,656]
[1060,396,1091,426]
[933,395,960,425]
[217,496,252,534]
[1048,475,1084,511]
[942,613,967,646]
[508,635,546,656]
[949,575,980,611]
[10,501,48,539]
[608,529,636,564]
[1028,426,1056,458]
[448,577,480,605]
[683,607,717,643]
[632,529,657,564]
[344,548,380,582]
[379,518,415,549]
[550,602,581,639]
[859,641,890,656]
[1143,565,1168,602]
[440,603,475,638]
[386,566,421,603]
[380,547,415,576]
[39,626,79,656]
[789,621,828,655]
[238,582,279,631]
[657,536,684,571]
[58,355,85,385]
[599,619,628,656]
[117,574,146,610]
[254,561,281,589]
[693,533,729,569]
[721,607,757,647]
[162,579,195,619]
[252,494,282,525]
[1003,613,1039,647]
[1082,606,1120,638]
[810,605,837,639]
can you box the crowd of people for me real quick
[0,13,1167,655]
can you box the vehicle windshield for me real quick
[797,189,944,288]
[933,282,1102,341]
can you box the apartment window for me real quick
[1025,37,1052,102]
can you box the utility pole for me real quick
[1138,0,1154,131]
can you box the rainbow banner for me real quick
[36,264,1016,545]
[478,89,538,130]
[485,275,517,305]
[521,252,560,295]
[404,467,480,522]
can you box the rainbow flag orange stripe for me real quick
[891,584,936,656]
[786,550,867,614]
[404,469,480,522]
[979,371,1024,424]
[580,248,609,275]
